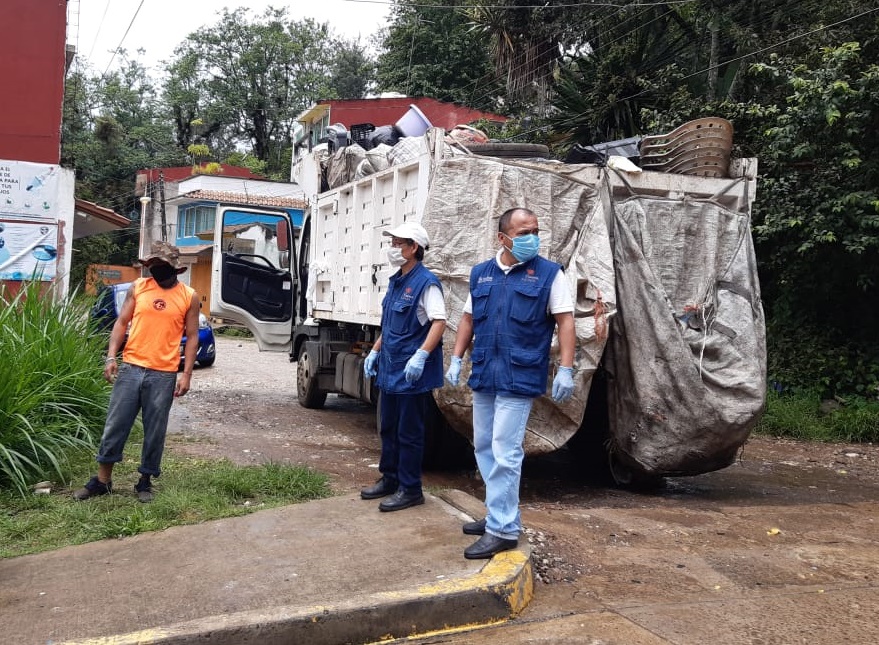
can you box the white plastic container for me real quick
[395,104,432,137]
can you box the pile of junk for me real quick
[314,103,506,190]
[314,111,737,190]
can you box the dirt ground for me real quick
[168,336,879,644]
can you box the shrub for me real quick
[0,282,109,495]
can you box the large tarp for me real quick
[424,156,617,455]
[605,172,766,476]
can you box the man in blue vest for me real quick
[446,207,576,559]
[361,222,447,511]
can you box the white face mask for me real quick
[387,247,406,267]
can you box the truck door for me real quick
[211,206,295,352]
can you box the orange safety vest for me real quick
[123,278,195,372]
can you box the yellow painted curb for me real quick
[60,548,534,645]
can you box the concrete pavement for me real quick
[0,489,532,645]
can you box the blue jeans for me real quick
[378,391,430,495]
[472,391,534,540]
[96,363,177,477]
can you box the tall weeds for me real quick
[0,281,109,495]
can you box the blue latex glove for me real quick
[552,366,574,402]
[445,355,462,386]
[364,349,379,378]
[404,349,430,384]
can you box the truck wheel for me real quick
[608,453,664,490]
[465,143,550,159]
[297,350,327,409]
[422,396,474,470]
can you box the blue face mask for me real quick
[503,233,540,263]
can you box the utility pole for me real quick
[139,194,152,272]
[159,170,167,241]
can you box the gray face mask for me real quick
[387,248,406,267]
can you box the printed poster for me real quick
[0,160,60,216]
[0,159,63,281]
[0,220,58,281]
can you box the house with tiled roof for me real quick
[135,167,305,308]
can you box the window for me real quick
[177,205,216,239]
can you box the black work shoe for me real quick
[360,476,398,500]
[135,477,153,503]
[464,533,518,559]
[72,476,112,501]
[463,517,486,535]
[378,489,425,512]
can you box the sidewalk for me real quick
[0,489,532,645]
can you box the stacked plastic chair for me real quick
[639,118,733,177]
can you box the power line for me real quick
[86,0,112,63]
[462,0,843,118]
[508,4,879,142]
[102,0,146,76]
[344,0,693,7]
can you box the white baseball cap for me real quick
[383,221,430,249]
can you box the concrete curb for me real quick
[61,551,532,645]
[60,493,533,645]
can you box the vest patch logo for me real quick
[527,269,535,275]
[405,287,412,294]
[477,276,493,284]
[153,299,167,311]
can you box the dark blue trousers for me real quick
[378,391,430,495]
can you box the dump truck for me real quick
[211,129,765,484]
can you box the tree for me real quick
[62,54,185,289]
[463,0,579,112]
[330,39,374,99]
[376,0,502,111]
[164,7,370,177]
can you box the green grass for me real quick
[756,389,879,443]
[214,325,254,338]
[0,435,331,558]
[0,282,110,495]
[0,283,331,559]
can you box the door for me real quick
[211,206,296,352]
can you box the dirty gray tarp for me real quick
[605,172,766,476]
[424,156,617,455]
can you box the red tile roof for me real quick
[182,190,306,210]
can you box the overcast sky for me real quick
[75,0,391,75]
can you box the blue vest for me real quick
[468,255,560,397]
[376,262,444,394]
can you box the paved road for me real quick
[169,336,879,644]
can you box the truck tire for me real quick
[422,396,474,470]
[297,350,327,409]
[607,453,664,491]
[465,143,550,159]
[375,394,472,469]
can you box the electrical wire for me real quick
[461,0,853,122]
[102,0,147,77]
[86,0,112,63]
[343,0,693,7]
[506,3,879,141]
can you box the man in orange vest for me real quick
[73,241,200,503]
